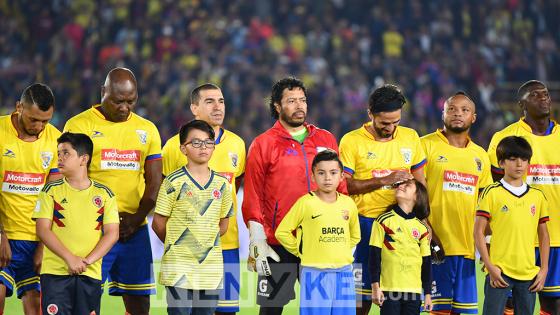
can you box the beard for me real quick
[443,121,471,133]
[280,110,306,128]
[373,125,394,139]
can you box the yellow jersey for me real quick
[370,207,430,293]
[476,182,549,280]
[275,192,360,269]
[155,167,233,290]
[162,128,245,250]
[488,119,560,246]
[64,105,162,216]
[0,114,61,240]
[339,123,426,218]
[33,178,119,280]
[421,130,492,258]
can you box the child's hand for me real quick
[65,255,87,275]
[372,287,384,306]
[423,294,433,312]
[487,264,508,288]
[529,267,548,292]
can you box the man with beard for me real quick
[161,83,246,315]
[488,80,560,315]
[421,92,492,314]
[242,77,344,315]
[339,84,427,315]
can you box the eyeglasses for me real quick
[183,139,215,148]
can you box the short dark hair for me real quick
[496,136,532,163]
[269,77,306,119]
[190,83,221,105]
[411,180,430,220]
[517,80,546,101]
[57,132,94,168]
[179,119,216,144]
[20,83,55,111]
[311,149,343,172]
[368,84,406,114]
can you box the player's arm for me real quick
[369,220,385,305]
[0,225,11,268]
[152,179,175,243]
[219,218,229,236]
[152,214,168,243]
[474,213,507,288]
[36,218,86,275]
[235,174,244,194]
[345,170,414,195]
[274,202,303,257]
[531,221,550,292]
[349,207,361,247]
[84,223,119,266]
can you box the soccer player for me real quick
[161,83,245,315]
[487,80,560,315]
[34,132,119,315]
[64,68,162,315]
[153,120,233,315]
[475,136,550,314]
[339,84,426,315]
[242,77,344,315]
[0,83,61,315]
[275,149,360,315]
[369,179,433,315]
[421,92,492,314]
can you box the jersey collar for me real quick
[518,117,557,135]
[92,104,133,122]
[435,129,472,148]
[393,205,416,219]
[215,128,225,144]
[360,122,399,142]
[9,112,46,140]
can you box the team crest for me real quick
[411,228,420,239]
[40,151,54,169]
[46,303,59,315]
[400,148,412,164]
[530,204,536,216]
[341,209,349,220]
[229,152,238,168]
[92,196,103,208]
[136,130,147,145]
[475,158,482,172]
[212,188,222,199]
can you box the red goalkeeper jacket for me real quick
[242,121,347,245]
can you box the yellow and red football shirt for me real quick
[162,128,245,249]
[0,114,60,240]
[64,105,162,216]
[339,123,426,218]
[421,129,492,258]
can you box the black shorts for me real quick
[256,244,300,307]
[40,274,102,315]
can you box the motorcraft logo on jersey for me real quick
[40,151,54,169]
[526,164,560,185]
[2,171,45,195]
[229,152,238,168]
[136,129,147,144]
[100,149,141,170]
[442,170,478,195]
[3,149,15,158]
[400,148,412,164]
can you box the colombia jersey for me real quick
[33,178,119,279]
[155,167,233,290]
[162,128,245,250]
[339,123,426,218]
[0,114,60,240]
[488,118,560,246]
[64,105,162,215]
[476,182,549,280]
[275,192,360,269]
[421,130,492,258]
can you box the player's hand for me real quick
[33,243,43,273]
[423,294,433,311]
[382,170,413,187]
[119,212,144,242]
[247,221,280,276]
[372,287,384,306]
[487,264,508,288]
[0,232,12,268]
[430,239,445,265]
[65,255,87,275]
[529,267,548,292]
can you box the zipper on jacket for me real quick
[272,201,279,230]
[300,143,311,191]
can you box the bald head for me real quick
[444,92,475,112]
[100,68,138,122]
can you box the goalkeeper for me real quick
[242,77,346,315]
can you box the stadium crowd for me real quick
[0,0,559,147]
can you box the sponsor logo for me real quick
[531,204,536,216]
[400,148,412,164]
[353,268,363,284]
[100,149,141,170]
[311,214,322,219]
[367,152,377,159]
[2,171,45,195]
[34,201,41,212]
[47,303,58,314]
[136,130,147,144]
[258,279,269,296]
[436,155,447,163]
[40,151,54,169]
[3,149,15,158]
[212,188,222,199]
[93,196,103,208]
[397,227,403,233]
[527,164,560,185]
[316,146,329,153]
[92,131,104,138]
[284,147,298,156]
[229,152,238,168]
[501,205,509,213]
[411,228,420,239]
[442,170,478,195]
[61,198,68,204]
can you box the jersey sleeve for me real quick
[420,137,430,177]
[241,138,267,224]
[63,117,85,134]
[235,138,247,178]
[479,152,493,188]
[102,194,120,225]
[419,225,431,257]
[154,178,176,217]
[32,191,54,220]
[539,192,550,224]
[162,136,184,176]
[275,197,304,257]
[348,201,361,247]
[369,219,385,248]
[487,132,503,174]
[145,123,162,161]
[476,187,492,220]
[339,134,357,176]
[411,132,427,171]
[221,180,234,219]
